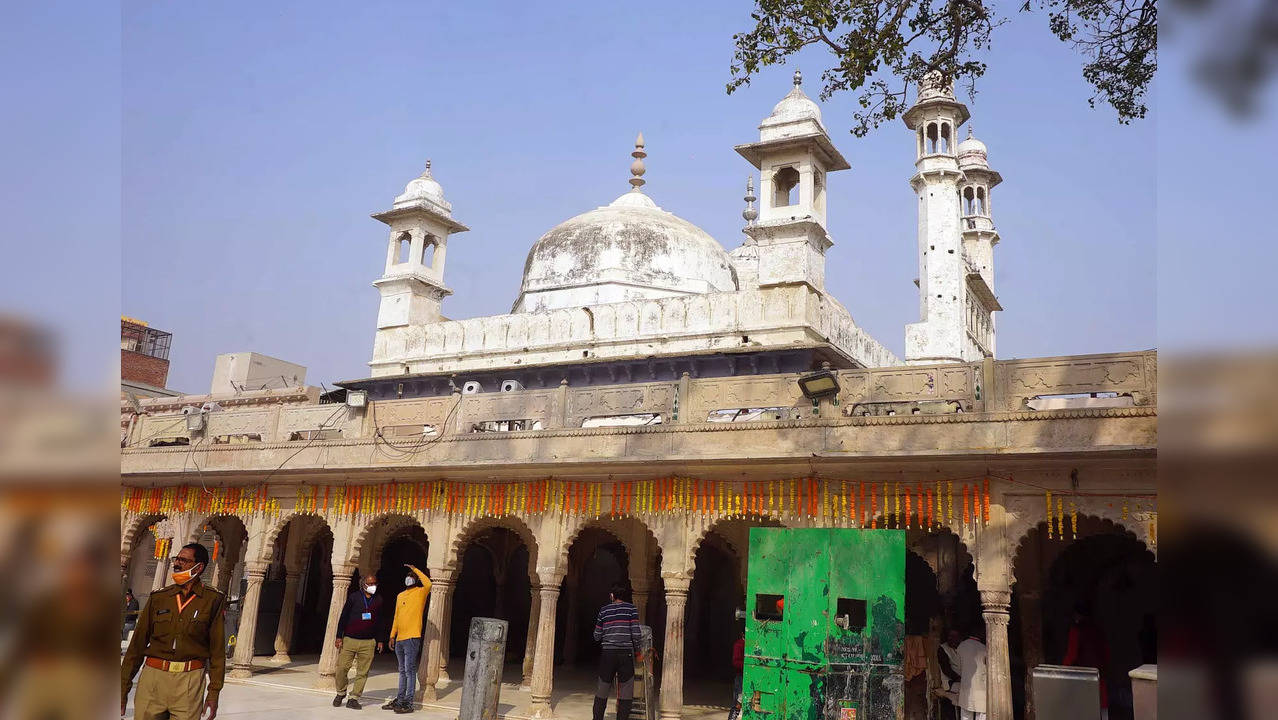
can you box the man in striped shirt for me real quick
[592,584,643,720]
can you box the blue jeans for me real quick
[394,637,422,702]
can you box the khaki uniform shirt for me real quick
[121,582,227,702]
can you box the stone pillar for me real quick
[529,576,563,718]
[659,576,691,720]
[632,586,650,624]
[437,587,456,682]
[982,589,1014,720]
[420,570,456,701]
[562,575,580,663]
[521,583,541,689]
[230,563,268,678]
[271,570,302,663]
[314,565,354,685]
[151,555,170,592]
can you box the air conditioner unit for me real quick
[182,405,205,432]
[462,381,484,395]
[500,379,524,392]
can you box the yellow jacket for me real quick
[389,565,432,641]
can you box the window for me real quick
[976,187,987,215]
[755,593,784,621]
[926,124,939,154]
[772,166,800,207]
[396,232,412,264]
[963,187,976,215]
[940,123,952,154]
[835,597,866,632]
[421,234,437,267]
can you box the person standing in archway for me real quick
[1062,603,1111,719]
[385,564,431,714]
[956,626,987,720]
[592,584,642,720]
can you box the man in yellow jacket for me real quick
[385,564,431,713]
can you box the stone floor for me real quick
[227,654,735,720]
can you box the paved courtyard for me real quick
[125,653,735,720]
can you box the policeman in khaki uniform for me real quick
[122,542,226,720]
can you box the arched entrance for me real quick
[1011,516,1156,720]
[448,527,532,680]
[252,515,332,661]
[122,514,166,603]
[685,515,784,708]
[558,527,631,668]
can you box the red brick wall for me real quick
[121,350,169,388]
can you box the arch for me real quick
[685,513,786,574]
[447,514,539,575]
[556,515,663,577]
[772,166,800,207]
[121,513,166,558]
[976,186,987,215]
[1011,513,1152,590]
[940,123,952,153]
[963,186,976,215]
[926,123,939,153]
[421,233,438,267]
[347,512,424,568]
[186,513,248,545]
[396,231,412,264]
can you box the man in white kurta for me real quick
[956,631,988,720]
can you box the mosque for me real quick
[121,73,1157,720]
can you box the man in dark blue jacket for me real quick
[333,573,386,709]
[592,584,642,720]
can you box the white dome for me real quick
[393,162,452,213]
[515,190,738,313]
[765,85,822,126]
[957,134,989,169]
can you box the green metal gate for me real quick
[743,528,905,720]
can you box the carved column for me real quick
[314,565,354,684]
[529,575,563,718]
[230,563,268,678]
[562,574,580,663]
[659,576,692,720]
[420,570,456,701]
[631,582,651,623]
[437,586,456,682]
[982,589,1014,720]
[521,583,541,689]
[270,570,302,663]
[151,555,170,592]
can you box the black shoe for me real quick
[393,701,414,714]
[381,698,399,710]
[347,698,362,710]
[334,694,346,707]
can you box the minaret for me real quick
[370,160,469,335]
[734,70,850,291]
[902,75,979,363]
[956,127,1003,356]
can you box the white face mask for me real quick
[404,576,415,587]
[364,584,377,595]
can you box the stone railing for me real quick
[121,350,1156,448]
[370,285,896,376]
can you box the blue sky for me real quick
[15,0,1231,394]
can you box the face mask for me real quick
[404,576,415,587]
[364,584,377,595]
[171,563,203,585]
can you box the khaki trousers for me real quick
[133,664,207,720]
[335,637,377,699]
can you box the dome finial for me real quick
[743,176,758,226]
[425,159,432,174]
[793,68,802,87]
[629,132,647,191]
[967,126,974,139]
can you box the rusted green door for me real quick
[743,528,905,720]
